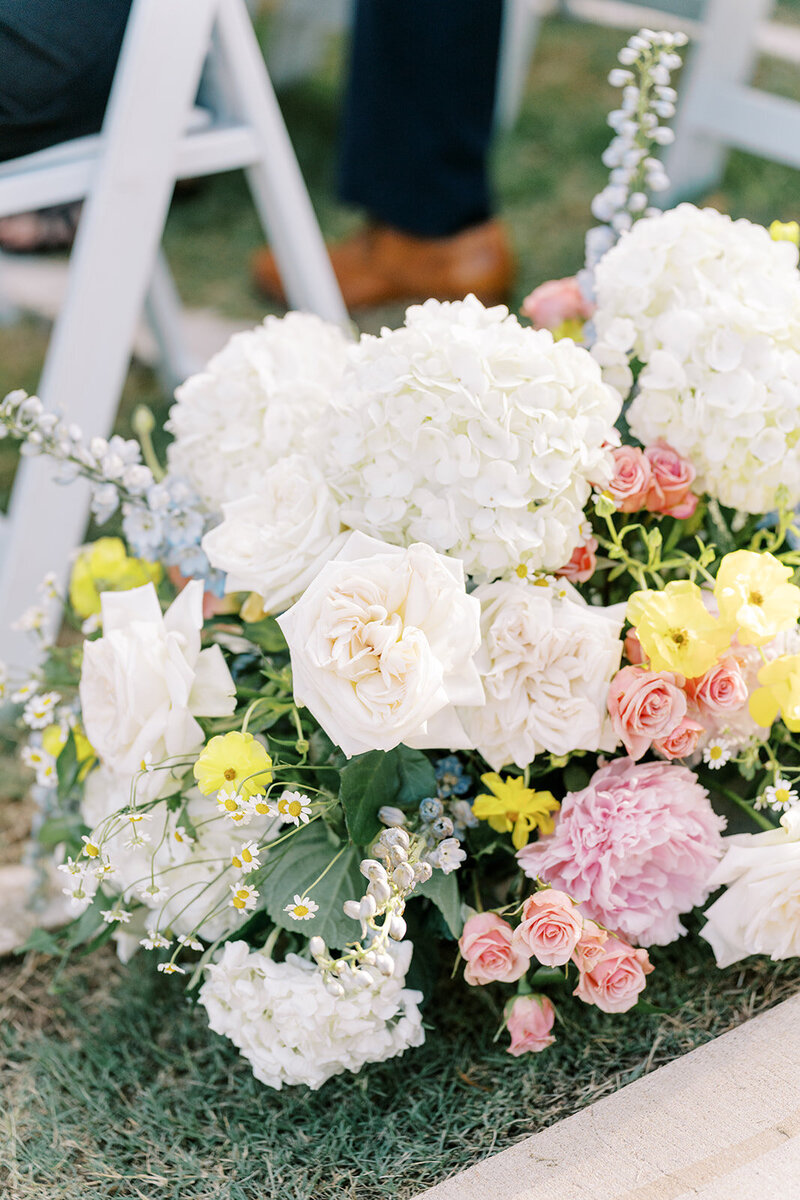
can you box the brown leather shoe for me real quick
[252,219,514,310]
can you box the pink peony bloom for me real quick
[644,442,698,517]
[574,936,653,1013]
[521,276,594,331]
[517,758,725,946]
[624,628,646,666]
[571,918,609,972]
[653,715,705,760]
[506,994,556,1056]
[685,656,748,718]
[556,535,598,584]
[460,912,530,986]
[607,665,687,760]
[607,446,652,513]
[512,889,583,967]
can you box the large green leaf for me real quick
[258,820,363,950]
[414,869,463,938]
[339,746,437,846]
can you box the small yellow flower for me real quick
[69,537,161,618]
[749,654,800,732]
[714,550,800,646]
[194,731,273,800]
[627,580,730,678]
[473,773,560,850]
[769,219,800,245]
[552,317,585,342]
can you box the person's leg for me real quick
[0,0,133,163]
[337,0,503,238]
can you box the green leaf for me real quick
[258,821,363,950]
[56,731,79,801]
[17,926,62,956]
[339,750,402,846]
[37,817,81,851]
[414,869,463,938]
[244,617,288,654]
[395,746,437,807]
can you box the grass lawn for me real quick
[3,9,800,1200]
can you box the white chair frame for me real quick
[0,0,347,667]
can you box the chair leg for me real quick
[213,0,349,326]
[662,0,773,204]
[0,0,218,668]
[145,251,201,393]
[494,0,543,131]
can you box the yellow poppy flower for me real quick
[749,654,800,732]
[193,731,272,800]
[69,537,162,618]
[473,773,560,850]
[627,580,730,678]
[714,550,800,646]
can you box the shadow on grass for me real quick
[2,929,799,1200]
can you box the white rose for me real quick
[701,808,800,968]
[277,531,483,757]
[202,454,348,615]
[462,578,625,770]
[79,582,235,789]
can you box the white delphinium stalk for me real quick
[584,29,687,281]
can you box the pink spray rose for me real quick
[685,656,748,718]
[506,994,556,1056]
[517,758,725,946]
[460,912,530,986]
[574,937,653,1013]
[512,889,583,967]
[644,442,697,518]
[653,715,705,760]
[607,665,687,760]
[624,628,646,666]
[571,919,609,972]
[521,276,594,331]
[556,534,598,584]
[607,446,652,513]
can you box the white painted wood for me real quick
[664,0,775,202]
[495,0,545,131]
[0,0,346,669]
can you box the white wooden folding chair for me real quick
[0,0,347,667]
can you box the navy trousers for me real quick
[337,0,504,238]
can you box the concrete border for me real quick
[416,992,800,1200]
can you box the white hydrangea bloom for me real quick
[167,313,351,512]
[81,767,279,946]
[323,296,621,581]
[462,578,625,770]
[592,205,800,512]
[199,939,424,1090]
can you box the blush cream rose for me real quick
[79,582,236,795]
[277,532,483,758]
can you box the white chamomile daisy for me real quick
[217,786,251,823]
[101,905,131,924]
[140,929,172,950]
[229,883,259,912]
[22,691,61,729]
[81,835,101,859]
[157,962,186,975]
[702,740,732,770]
[231,841,262,873]
[274,790,312,826]
[762,778,799,812]
[11,680,38,704]
[177,934,203,951]
[284,894,319,921]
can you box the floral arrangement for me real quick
[3,28,800,1092]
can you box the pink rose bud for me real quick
[512,889,583,967]
[685,656,748,717]
[521,276,594,331]
[624,628,646,666]
[653,715,705,760]
[556,535,598,584]
[607,446,653,513]
[460,912,530,986]
[644,442,697,517]
[607,665,687,760]
[506,993,556,1056]
[571,918,609,972]
[573,936,653,1013]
